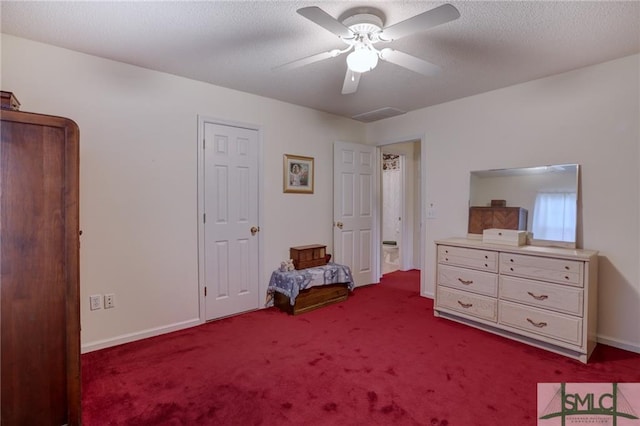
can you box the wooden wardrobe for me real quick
[1,97,81,425]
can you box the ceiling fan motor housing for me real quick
[342,13,384,38]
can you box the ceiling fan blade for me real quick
[379,48,441,76]
[297,7,353,39]
[273,49,342,72]
[342,69,361,94]
[379,4,460,41]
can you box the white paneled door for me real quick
[333,141,378,287]
[203,121,260,320]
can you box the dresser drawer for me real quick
[438,245,497,273]
[438,264,498,297]
[499,276,583,316]
[499,253,583,287]
[498,301,582,346]
[436,287,497,322]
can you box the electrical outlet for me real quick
[104,293,115,309]
[427,208,437,219]
[89,294,102,311]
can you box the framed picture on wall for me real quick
[283,154,314,194]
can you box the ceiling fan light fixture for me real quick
[347,48,378,73]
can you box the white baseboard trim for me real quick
[81,317,202,354]
[596,334,640,354]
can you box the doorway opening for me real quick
[380,140,421,278]
[382,153,402,274]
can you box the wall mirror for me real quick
[468,164,579,248]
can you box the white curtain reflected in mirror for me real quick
[532,192,577,242]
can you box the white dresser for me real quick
[434,238,598,363]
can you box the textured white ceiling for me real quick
[2,1,639,120]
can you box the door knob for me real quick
[250,226,260,236]
[336,222,343,229]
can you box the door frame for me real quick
[374,134,427,295]
[196,115,264,323]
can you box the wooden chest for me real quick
[274,284,349,315]
[290,244,327,269]
[468,207,527,234]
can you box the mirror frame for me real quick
[468,164,580,249]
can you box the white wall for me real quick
[1,34,365,351]
[366,54,640,353]
[3,34,638,355]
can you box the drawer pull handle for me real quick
[445,258,449,261]
[458,278,473,285]
[564,266,570,270]
[510,267,514,271]
[484,264,488,267]
[445,250,449,254]
[527,292,549,301]
[565,276,570,280]
[510,258,514,263]
[526,318,548,328]
[484,255,488,259]
[457,301,473,309]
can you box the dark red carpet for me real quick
[82,270,640,425]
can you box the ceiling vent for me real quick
[351,107,406,123]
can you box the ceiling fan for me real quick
[274,4,460,94]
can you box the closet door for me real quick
[1,109,80,425]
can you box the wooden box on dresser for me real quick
[1,105,81,424]
[434,238,598,363]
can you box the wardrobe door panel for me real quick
[1,109,80,425]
